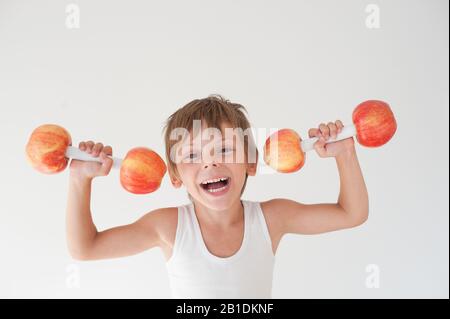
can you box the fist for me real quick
[308,120,355,158]
[69,141,114,179]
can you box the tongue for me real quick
[205,180,227,190]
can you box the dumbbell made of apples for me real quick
[263,100,397,173]
[25,124,167,194]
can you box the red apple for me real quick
[353,100,397,147]
[264,129,305,173]
[120,147,167,194]
[26,124,72,174]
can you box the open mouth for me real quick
[200,177,230,193]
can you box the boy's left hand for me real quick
[308,120,355,158]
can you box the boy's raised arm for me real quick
[65,141,174,261]
[263,122,369,238]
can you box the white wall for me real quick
[0,0,448,298]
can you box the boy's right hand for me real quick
[69,141,114,180]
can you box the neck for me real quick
[193,199,244,228]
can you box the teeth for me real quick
[206,185,228,193]
[201,177,228,185]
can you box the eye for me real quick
[221,147,234,154]
[184,152,199,160]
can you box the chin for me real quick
[193,183,240,211]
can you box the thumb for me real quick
[98,152,113,176]
[314,137,328,158]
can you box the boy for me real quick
[66,95,368,298]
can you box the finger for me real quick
[313,134,326,147]
[314,137,327,157]
[79,141,86,151]
[85,141,95,153]
[92,143,104,157]
[103,145,113,156]
[319,123,329,139]
[99,152,113,176]
[308,128,320,138]
[328,122,338,139]
[336,120,344,133]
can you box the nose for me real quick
[203,162,219,169]
[202,148,222,169]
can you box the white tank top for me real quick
[166,200,275,298]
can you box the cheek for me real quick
[177,164,193,176]
[228,165,247,183]
[177,164,199,187]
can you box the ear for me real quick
[245,144,258,177]
[246,162,257,177]
[169,172,183,188]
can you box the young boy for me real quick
[66,95,368,298]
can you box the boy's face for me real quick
[170,121,256,211]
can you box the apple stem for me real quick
[300,124,357,152]
[65,146,123,169]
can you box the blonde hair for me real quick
[163,94,258,196]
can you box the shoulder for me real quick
[259,198,304,233]
[245,199,308,254]
[138,206,179,248]
[259,198,284,226]
[260,198,295,216]
[257,199,296,253]
[260,198,305,215]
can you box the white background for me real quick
[0,0,448,298]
